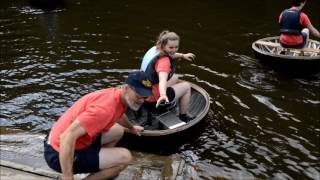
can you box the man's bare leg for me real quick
[85,147,132,180]
[85,165,124,180]
[101,123,124,147]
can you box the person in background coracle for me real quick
[44,71,152,180]
[140,30,196,122]
[279,0,320,49]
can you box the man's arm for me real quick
[117,114,143,135]
[59,119,86,180]
[117,114,134,130]
[307,23,320,39]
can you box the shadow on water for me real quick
[29,0,66,10]
[254,56,320,78]
[256,58,320,79]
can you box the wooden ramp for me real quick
[0,130,202,179]
[0,149,195,180]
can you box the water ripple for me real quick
[252,94,301,122]
[190,64,229,78]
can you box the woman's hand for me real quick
[156,94,169,108]
[182,53,196,61]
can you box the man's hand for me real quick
[130,125,144,136]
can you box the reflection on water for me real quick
[1,0,319,179]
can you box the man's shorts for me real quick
[280,32,308,49]
[44,135,101,174]
[143,87,176,113]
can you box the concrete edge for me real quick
[0,160,60,179]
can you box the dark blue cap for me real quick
[126,71,153,97]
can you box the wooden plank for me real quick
[0,160,59,179]
[1,132,200,179]
[256,40,320,53]
[0,149,164,180]
[0,166,55,180]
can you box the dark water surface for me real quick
[1,0,319,179]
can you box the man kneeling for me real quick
[44,71,152,180]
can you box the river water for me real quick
[1,0,319,179]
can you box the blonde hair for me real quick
[156,30,180,50]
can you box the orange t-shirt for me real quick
[279,7,311,45]
[50,88,126,151]
[146,56,171,102]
